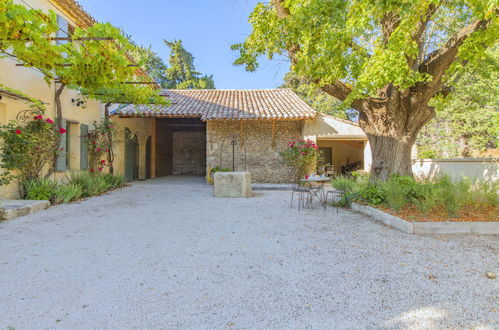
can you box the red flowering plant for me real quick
[0,109,61,185]
[279,136,321,182]
[83,119,117,174]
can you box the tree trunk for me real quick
[366,133,415,180]
[104,103,114,175]
[358,93,435,181]
[50,83,66,175]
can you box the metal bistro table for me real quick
[300,176,329,210]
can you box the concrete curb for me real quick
[252,184,295,191]
[351,202,499,235]
[0,199,51,221]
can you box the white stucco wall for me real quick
[303,114,366,139]
[412,158,499,182]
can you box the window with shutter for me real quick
[55,119,67,172]
[56,15,70,58]
[56,15,69,44]
[80,124,89,170]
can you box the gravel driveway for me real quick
[0,176,497,329]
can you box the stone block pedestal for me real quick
[214,172,252,198]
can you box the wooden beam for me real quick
[151,118,157,178]
[240,120,244,150]
[16,63,138,67]
[271,120,276,149]
[1,37,114,41]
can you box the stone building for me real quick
[110,89,374,183]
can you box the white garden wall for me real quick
[412,158,498,182]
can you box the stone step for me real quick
[0,199,51,221]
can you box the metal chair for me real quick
[324,164,335,177]
[290,185,312,211]
[325,189,346,213]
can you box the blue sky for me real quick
[77,0,289,89]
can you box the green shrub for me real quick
[67,172,117,197]
[330,175,357,193]
[382,175,421,211]
[23,178,57,201]
[86,175,111,196]
[354,183,386,205]
[351,174,498,218]
[54,183,83,204]
[474,181,499,207]
[67,172,94,197]
[102,173,126,189]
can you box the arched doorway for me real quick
[124,128,139,181]
[145,136,151,179]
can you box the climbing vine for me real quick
[0,109,62,185]
[0,0,167,182]
[83,119,118,174]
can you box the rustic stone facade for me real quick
[206,120,302,183]
[172,131,206,175]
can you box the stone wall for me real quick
[206,120,302,183]
[173,131,206,175]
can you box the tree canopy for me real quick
[280,72,356,120]
[0,0,165,106]
[233,0,497,179]
[164,39,215,89]
[418,47,499,158]
[129,40,215,90]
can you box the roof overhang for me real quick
[317,135,367,140]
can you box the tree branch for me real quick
[381,12,400,46]
[408,2,440,69]
[418,18,492,96]
[272,0,365,111]
[321,82,364,112]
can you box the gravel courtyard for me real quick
[0,176,497,329]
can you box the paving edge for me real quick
[0,200,51,221]
[351,202,499,235]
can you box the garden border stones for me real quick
[351,202,499,235]
[0,199,50,221]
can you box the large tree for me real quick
[418,47,498,158]
[165,40,215,89]
[232,0,498,180]
[281,72,357,120]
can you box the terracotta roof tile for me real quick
[111,89,317,121]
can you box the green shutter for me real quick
[80,124,89,170]
[55,119,67,172]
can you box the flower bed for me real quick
[331,173,498,223]
[23,172,126,204]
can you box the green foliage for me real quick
[67,172,124,198]
[130,44,170,88]
[23,178,57,201]
[280,72,356,120]
[330,175,357,193]
[356,184,387,206]
[164,40,215,89]
[1,0,166,106]
[418,47,499,158]
[54,183,83,204]
[22,173,125,204]
[279,137,320,181]
[0,111,61,184]
[233,1,497,105]
[83,119,118,173]
[347,174,498,217]
[101,173,126,188]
